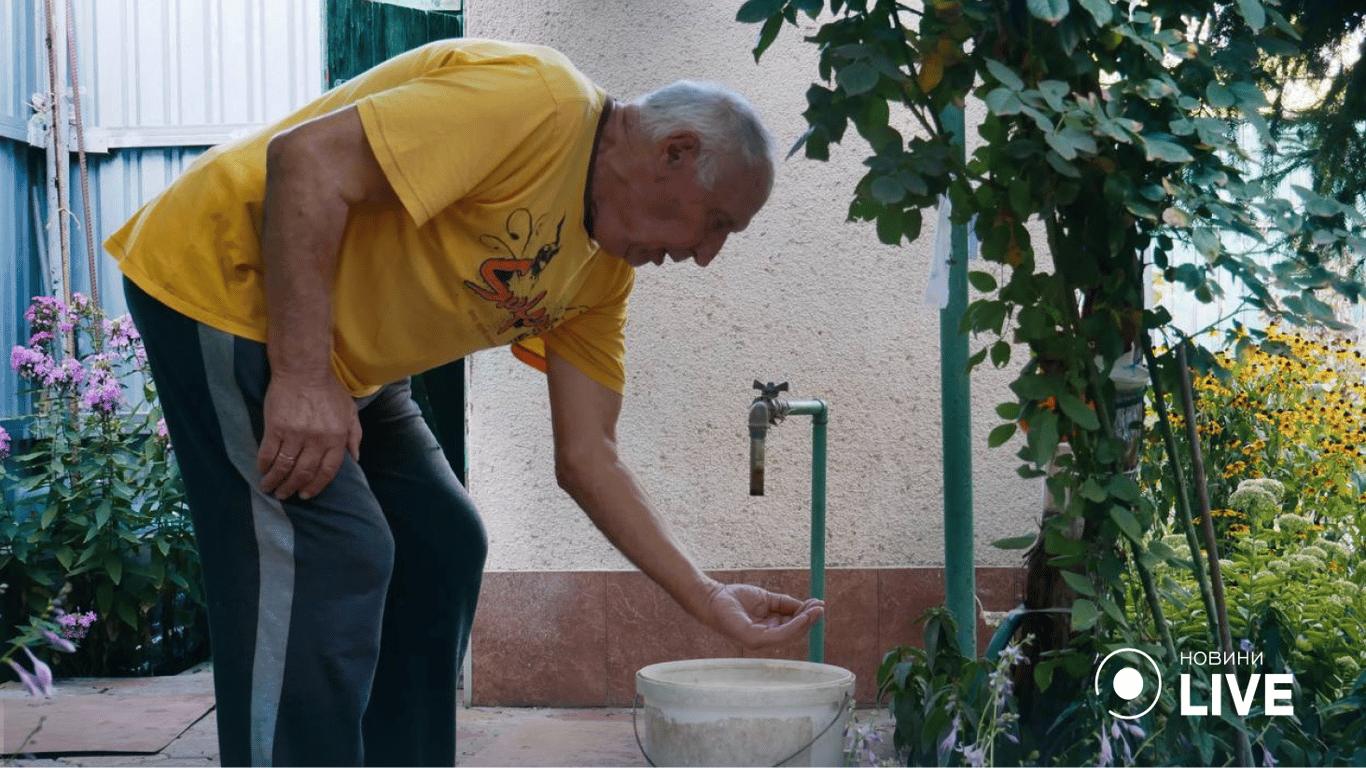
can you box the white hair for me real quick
[629,80,775,194]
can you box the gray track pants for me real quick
[125,277,487,767]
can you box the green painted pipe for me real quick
[785,399,828,663]
[939,103,976,655]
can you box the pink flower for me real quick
[80,366,123,414]
[0,425,9,461]
[56,611,98,641]
[8,647,54,698]
[23,647,53,696]
[10,345,46,375]
[7,659,42,696]
[50,357,85,388]
[41,628,76,654]
[103,315,140,349]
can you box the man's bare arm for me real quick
[545,353,823,648]
[257,105,395,500]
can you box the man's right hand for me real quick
[256,372,362,500]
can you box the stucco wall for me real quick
[466,0,1038,573]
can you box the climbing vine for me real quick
[740,0,1366,764]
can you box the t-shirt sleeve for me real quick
[512,261,634,394]
[355,64,560,227]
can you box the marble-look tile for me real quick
[471,571,607,706]
[603,570,741,706]
[809,568,882,704]
[976,566,1027,651]
[877,567,947,652]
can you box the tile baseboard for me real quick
[471,566,1025,707]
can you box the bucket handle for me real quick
[632,692,855,767]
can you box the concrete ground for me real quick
[1,664,895,767]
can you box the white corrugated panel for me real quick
[2,0,324,418]
[0,0,41,142]
[84,0,323,148]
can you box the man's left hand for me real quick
[705,583,825,650]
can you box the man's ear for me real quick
[659,131,701,170]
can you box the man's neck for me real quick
[583,98,618,239]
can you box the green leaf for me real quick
[1237,0,1266,31]
[984,88,1023,116]
[988,422,1018,448]
[106,555,123,586]
[1109,506,1143,541]
[990,340,1011,368]
[1206,82,1234,109]
[1143,137,1194,164]
[967,347,988,371]
[1037,80,1070,111]
[1079,478,1106,502]
[1008,179,1032,218]
[1035,659,1057,691]
[116,597,138,629]
[876,206,903,245]
[1057,392,1099,430]
[1045,151,1081,178]
[1026,0,1070,24]
[993,534,1037,550]
[1071,599,1098,631]
[1061,570,1097,597]
[870,176,904,205]
[1045,527,1086,557]
[753,13,784,62]
[836,61,879,96]
[1098,596,1127,626]
[55,546,74,570]
[40,504,59,529]
[1028,410,1060,466]
[1045,130,1077,161]
[1076,0,1111,24]
[1108,475,1140,502]
[968,270,997,292]
[95,498,113,529]
[984,60,1024,92]
[736,0,784,23]
[1230,81,1268,109]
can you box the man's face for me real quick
[595,133,769,268]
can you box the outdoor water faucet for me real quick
[744,378,830,662]
[749,380,789,496]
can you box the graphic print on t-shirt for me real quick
[463,208,566,339]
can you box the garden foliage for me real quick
[2,294,206,677]
[738,0,1366,763]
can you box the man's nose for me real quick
[692,232,728,267]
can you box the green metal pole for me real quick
[786,400,828,663]
[939,104,976,655]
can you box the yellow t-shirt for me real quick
[105,39,634,397]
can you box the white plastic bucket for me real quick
[635,658,856,767]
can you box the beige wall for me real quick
[466,0,1038,573]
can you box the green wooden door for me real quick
[325,0,467,484]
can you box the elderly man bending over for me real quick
[105,38,822,767]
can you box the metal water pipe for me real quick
[939,103,976,655]
[748,380,828,663]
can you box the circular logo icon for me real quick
[1094,647,1162,720]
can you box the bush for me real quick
[2,293,206,677]
[1136,328,1366,764]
